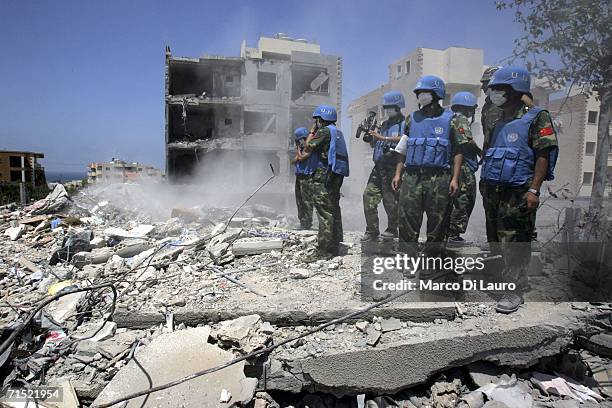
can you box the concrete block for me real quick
[232,239,283,256]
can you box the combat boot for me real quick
[380,228,398,240]
[360,232,378,242]
[447,235,468,246]
[495,294,524,314]
[303,248,334,262]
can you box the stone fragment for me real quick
[289,268,311,279]
[5,225,25,241]
[355,321,369,333]
[259,321,275,335]
[90,321,117,342]
[468,361,502,387]
[366,327,381,346]
[380,317,401,333]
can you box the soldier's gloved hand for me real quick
[449,179,459,197]
[391,174,402,192]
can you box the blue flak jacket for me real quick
[482,106,558,186]
[373,120,404,163]
[327,124,349,177]
[404,110,454,169]
[295,142,324,176]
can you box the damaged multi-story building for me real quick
[164,34,342,195]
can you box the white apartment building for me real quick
[87,159,164,184]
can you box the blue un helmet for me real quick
[294,127,309,141]
[489,66,531,94]
[413,75,446,99]
[312,105,337,122]
[382,91,406,109]
[451,91,478,108]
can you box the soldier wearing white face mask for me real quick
[361,91,405,242]
[392,76,471,254]
[480,66,559,314]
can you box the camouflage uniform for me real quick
[480,96,505,243]
[307,127,344,256]
[295,174,314,229]
[480,104,558,290]
[448,113,478,237]
[448,162,477,237]
[398,109,471,244]
[363,116,403,236]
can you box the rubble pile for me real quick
[0,184,611,407]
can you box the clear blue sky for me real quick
[0,0,525,174]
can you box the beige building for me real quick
[0,150,46,186]
[87,160,164,184]
[165,33,342,191]
[549,91,612,197]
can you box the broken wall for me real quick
[169,59,242,98]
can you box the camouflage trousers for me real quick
[363,164,399,235]
[480,181,536,291]
[311,168,344,255]
[398,168,452,244]
[448,164,476,237]
[295,174,314,229]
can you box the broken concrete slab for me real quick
[380,317,401,333]
[93,326,258,407]
[208,228,242,247]
[114,241,152,258]
[113,304,456,329]
[216,314,262,348]
[365,326,381,346]
[580,333,612,358]
[271,304,607,397]
[19,256,42,274]
[300,324,569,396]
[232,239,283,256]
[96,331,139,359]
[90,321,117,342]
[19,214,49,225]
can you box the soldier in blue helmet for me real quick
[297,105,349,259]
[447,91,481,243]
[392,75,471,253]
[293,126,321,229]
[480,66,559,313]
[361,90,405,242]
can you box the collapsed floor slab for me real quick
[113,303,456,328]
[261,304,608,397]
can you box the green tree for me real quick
[497,0,611,239]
